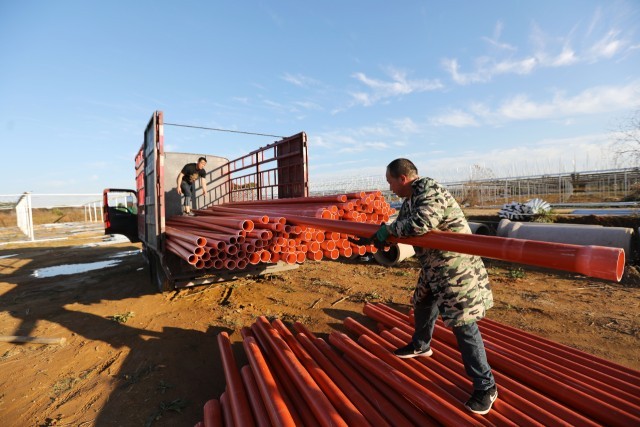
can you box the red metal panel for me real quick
[208,132,308,203]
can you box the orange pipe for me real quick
[253,222,284,232]
[166,240,198,264]
[284,253,297,264]
[382,324,590,427]
[171,225,237,245]
[168,234,204,255]
[322,249,339,260]
[341,353,435,426]
[271,319,372,427]
[254,318,348,427]
[219,204,334,219]
[217,332,256,427]
[295,333,392,427]
[320,240,336,251]
[196,216,254,232]
[338,247,353,258]
[475,320,640,404]
[224,194,347,204]
[219,392,233,427]
[246,229,271,240]
[259,250,271,263]
[170,217,245,236]
[203,399,223,427]
[292,321,318,340]
[308,241,320,252]
[197,209,269,225]
[240,366,271,427]
[240,243,255,253]
[245,238,265,248]
[283,215,624,282]
[249,324,317,427]
[328,331,479,426]
[365,303,638,427]
[357,335,504,426]
[481,318,640,389]
[165,226,207,247]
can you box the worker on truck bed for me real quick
[350,158,497,415]
[176,157,207,216]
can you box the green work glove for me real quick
[375,223,389,242]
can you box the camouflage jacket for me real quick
[387,177,493,327]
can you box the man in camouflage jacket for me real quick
[378,158,498,415]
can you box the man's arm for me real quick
[389,184,446,238]
[176,172,185,195]
[200,177,208,203]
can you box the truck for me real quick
[103,111,309,291]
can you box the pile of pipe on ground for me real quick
[194,302,640,427]
[164,192,393,270]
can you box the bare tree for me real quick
[612,109,640,167]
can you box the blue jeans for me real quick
[413,293,495,391]
[180,181,195,208]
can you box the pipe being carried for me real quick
[282,215,625,282]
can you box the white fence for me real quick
[311,167,640,206]
[0,192,134,244]
[15,193,34,241]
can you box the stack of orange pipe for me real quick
[164,192,394,271]
[193,303,640,426]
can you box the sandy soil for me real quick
[0,226,639,426]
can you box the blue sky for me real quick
[1,0,639,195]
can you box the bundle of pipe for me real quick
[163,191,394,271]
[193,303,640,426]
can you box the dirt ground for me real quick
[0,224,639,427]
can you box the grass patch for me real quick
[108,311,135,323]
[350,290,382,303]
[51,377,80,397]
[145,398,190,427]
[120,364,158,388]
[507,268,526,279]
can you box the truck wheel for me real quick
[149,251,173,292]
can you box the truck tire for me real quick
[148,251,173,292]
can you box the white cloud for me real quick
[392,117,420,133]
[309,123,398,155]
[445,10,635,85]
[430,110,479,127]
[350,68,442,106]
[482,21,517,51]
[499,82,640,120]
[338,141,389,154]
[432,81,640,127]
[547,46,578,67]
[293,101,323,111]
[442,56,538,85]
[588,30,625,60]
[281,73,322,88]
